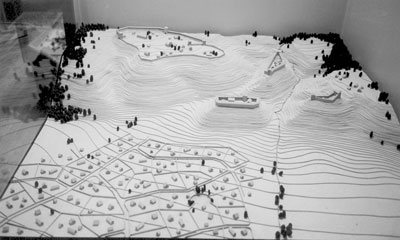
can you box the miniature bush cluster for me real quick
[36,22,108,123]
[279,32,361,75]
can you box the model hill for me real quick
[0,24,399,239]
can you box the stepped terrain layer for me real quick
[0,28,399,239]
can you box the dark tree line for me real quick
[36,22,108,123]
[279,32,362,75]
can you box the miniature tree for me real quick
[275,195,279,205]
[275,231,281,240]
[260,167,264,174]
[117,126,119,131]
[281,224,286,234]
[108,138,111,143]
[370,131,374,138]
[83,109,87,117]
[287,223,293,237]
[244,211,248,219]
[279,171,283,177]
[280,185,285,194]
[315,56,318,60]
[281,229,287,238]
[271,167,276,175]
[76,61,80,68]
[278,210,286,219]
[88,109,91,115]
[90,75,93,82]
[279,192,284,200]
[202,159,205,166]
[67,93,71,100]
[86,79,89,84]
[35,181,39,188]
[385,111,391,120]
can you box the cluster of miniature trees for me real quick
[265,157,290,239]
[36,22,107,123]
[210,50,219,56]
[276,223,293,240]
[279,32,361,75]
[261,158,291,239]
[368,81,379,90]
[270,161,283,176]
[125,117,137,128]
[36,62,90,123]
[204,30,210,37]
[378,92,389,103]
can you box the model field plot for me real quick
[117,26,224,60]
[0,26,400,239]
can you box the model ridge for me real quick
[0,24,399,239]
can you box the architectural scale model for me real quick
[265,51,285,75]
[310,91,341,103]
[215,96,260,109]
[1,24,400,239]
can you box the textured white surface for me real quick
[0,29,399,239]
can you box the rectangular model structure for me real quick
[215,96,260,109]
